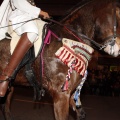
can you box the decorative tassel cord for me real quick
[61,60,76,91]
[74,70,88,107]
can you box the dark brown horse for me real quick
[0,0,120,120]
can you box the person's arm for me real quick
[12,0,49,19]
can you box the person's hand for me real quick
[40,10,50,19]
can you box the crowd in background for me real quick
[82,67,120,97]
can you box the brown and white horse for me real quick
[0,0,120,120]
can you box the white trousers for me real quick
[14,21,39,43]
[27,32,38,43]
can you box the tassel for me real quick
[74,70,88,107]
[62,80,68,91]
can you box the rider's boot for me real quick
[0,33,33,97]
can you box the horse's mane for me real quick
[60,0,117,22]
[60,0,93,22]
[50,0,118,28]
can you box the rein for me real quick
[46,18,102,48]
[46,18,84,43]
[50,1,120,51]
[0,18,39,29]
[0,16,101,48]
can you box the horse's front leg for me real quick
[70,95,86,120]
[69,73,86,120]
[1,86,14,120]
[53,91,70,120]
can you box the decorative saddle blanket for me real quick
[55,38,94,76]
[9,19,46,57]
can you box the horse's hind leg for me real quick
[1,87,14,120]
[53,92,70,120]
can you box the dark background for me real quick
[35,0,81,16]
[0,0,82,16]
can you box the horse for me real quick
[0,0,120,120]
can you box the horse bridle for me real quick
[72,1,120,50]
[99,1,120,50]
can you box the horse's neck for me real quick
[62,16,94,46]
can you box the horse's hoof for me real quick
[77,106,86,120]
[80,110,86,120]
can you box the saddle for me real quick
[10,19,46,57]
[8,19,47,100]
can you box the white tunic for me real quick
[0,0,12,40]
[0,0,41,40]
[9,0,41,35]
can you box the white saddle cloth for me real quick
[10,19,46,57]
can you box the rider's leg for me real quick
[0,32,38,97]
